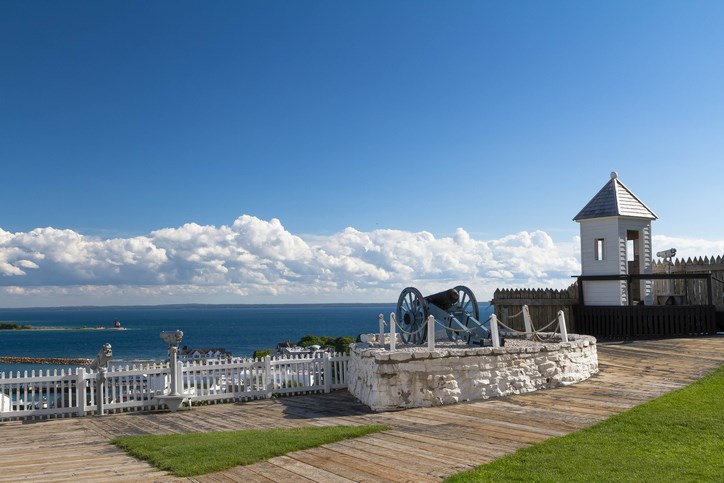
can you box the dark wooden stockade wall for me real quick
[574,305,717,340]
[492,261,723,340]
[491,285,578,333]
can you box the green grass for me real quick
[112,424,389,477]
[446,365,724,482]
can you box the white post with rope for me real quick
[389,312,397,351]
[378,313,386,348]
[490,314,501,348]
[523,305,533,340]
[427,315,435,351]
[558,310,569,342]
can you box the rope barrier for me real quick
[432,315,492,334]
[388,306,565,346]
[392,317,428,337]
[494,311,563,341]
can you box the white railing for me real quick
[0,352,350,421]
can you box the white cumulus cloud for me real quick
[0,215,721,307]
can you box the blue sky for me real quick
[1,1,723,307]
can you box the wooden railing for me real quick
[0,352,350,421]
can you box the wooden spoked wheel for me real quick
[396,287,429,344]
[450,285,480,343]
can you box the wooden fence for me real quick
[492,253,724,339]
[0,352,349,421]
[575,305,717,340]
[652,256,724,310]
[491,284,579,332]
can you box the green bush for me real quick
[332,336,355,353]
[296,334,355,353]
[252,349,271,359]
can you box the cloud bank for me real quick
[0,216,582,306]
[0,215,720,307]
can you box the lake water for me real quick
[0,304,493,374]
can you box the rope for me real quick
[433,320,477,334]
[535,316,559,333]
[432,315,492,334]
[494,318,524,333]
[535,322,561,341]
[495,313,562,342]
[506,309,524,319]
[391,316,428,337]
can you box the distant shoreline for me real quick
[0,324,127,332]
[0,356,92,365]
[23,327,128,331]
[0,302,398,311]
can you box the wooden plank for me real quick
[317,443,439,483]
[1,337,722,482]
[286,447,394,483]
[244,460,315,483]
[360,433,476,472]
[266,455,355,483]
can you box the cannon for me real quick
[396,286,491,345]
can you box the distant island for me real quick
[0,322,126,331]
[0,322,32,330]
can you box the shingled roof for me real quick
[574,172,657,221]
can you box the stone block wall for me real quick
[347,335,598,412]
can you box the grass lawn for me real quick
[112,424,389,477]
[445,365,724,482]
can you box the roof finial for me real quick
[610,171,618,180]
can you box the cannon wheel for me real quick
[396,287,429,344]
[452,285,480,343]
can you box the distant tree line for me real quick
[0,322,32,330]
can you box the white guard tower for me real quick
[574,172,657,306]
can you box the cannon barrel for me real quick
[425,288,459,311]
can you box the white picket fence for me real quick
[0,352,350,421]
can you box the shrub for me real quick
[252,349,271,359]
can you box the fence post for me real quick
[96,368,106,416]
[167,345,180,396]
[523,305,533,340]
[75,367,86,417]
[490,314,501,348]
[427,315,435,351]
[558,310,569,342]
[378,313,386,348]
[324,352,332,393]
[176,361,184,396]
[264,355,273,399]
[389,312,397,351]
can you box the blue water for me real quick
[0,304,493,374]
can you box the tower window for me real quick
[595,238,605,261]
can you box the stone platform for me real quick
[348,335,598,411]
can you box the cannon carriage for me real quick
[396,286,493,345]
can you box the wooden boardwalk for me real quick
[1,337,721,482]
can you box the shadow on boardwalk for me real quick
[1,337,722,482]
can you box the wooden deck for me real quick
[1,337,721,482]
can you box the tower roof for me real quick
[574,172,657,221]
